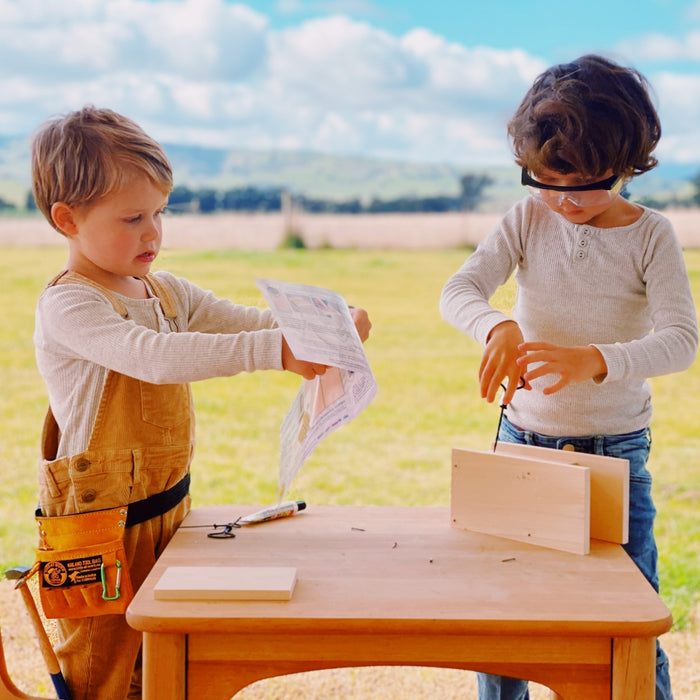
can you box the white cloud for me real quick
[268,16,427,108]
[0,0,546,164]
[1,0,699,167]
[402,30,545,105]
[0,0,268,83]
[136,0,268,80]
[615,31,700,63]
[262,18,543,161]
[653,70,700,132]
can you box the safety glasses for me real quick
[521,168,624,208]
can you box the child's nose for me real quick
[556,193,580,210]
[142,218,161,240]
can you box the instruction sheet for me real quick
[256,278,378,500]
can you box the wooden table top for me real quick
[127,504,672,639]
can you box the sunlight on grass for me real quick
[1,245,698,630]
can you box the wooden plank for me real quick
[154,566,297,601]
[494,442,629,544]
[451,448,590,555]
[187,634,612,700]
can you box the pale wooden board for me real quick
[493,442,629,545]
[451,448,591,555]
[153,566,297,601]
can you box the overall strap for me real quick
[143,273,178,319]
[48,270,179,320]
[48,270,128,316]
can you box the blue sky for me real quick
[2,0,700,168]
[261,0,694,62]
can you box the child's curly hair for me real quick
[508,54,661,179]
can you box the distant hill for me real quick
[165,144,491,201]
[0,135,697,211]
[165,144,700,206]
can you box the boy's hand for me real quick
[349,307,372,342]
[517,342,607,394]
[480,320,528,405]
[281,337,328,380]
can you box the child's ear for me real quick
[50,202,79,236]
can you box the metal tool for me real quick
[4,566,71,700]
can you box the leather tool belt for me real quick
[32,473,190,619]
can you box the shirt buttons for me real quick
[574,227,590,260]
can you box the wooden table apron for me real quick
[126,505,672,700]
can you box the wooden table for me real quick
[126,505,672,699]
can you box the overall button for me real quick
[74,458,91,472]
[80,489,97,504]
[562,444,576,451]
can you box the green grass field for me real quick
[1,245,698,631]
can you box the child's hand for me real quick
[480,320,528,405]
[517,342,607,394]
[349,307,372,342]
[281,337,328,380]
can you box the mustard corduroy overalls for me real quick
[38,271,195,700]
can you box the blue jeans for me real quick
[477,416,672,700]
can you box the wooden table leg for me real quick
[612,637,655,699]
[142,632,186,700]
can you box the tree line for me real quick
[7,170,700,214]
[167,173,494,214]
[12,174,493,214]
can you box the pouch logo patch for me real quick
[41,556,103,587]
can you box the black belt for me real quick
[125,473,191,528]
[35,473,190,524]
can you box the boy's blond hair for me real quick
[31,106,173,233]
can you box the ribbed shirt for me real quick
[34,270,283,458]
[440,197,698,436]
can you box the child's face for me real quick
[65,173,168,287]
[527,167,626,227]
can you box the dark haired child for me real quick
[440,54,696,700]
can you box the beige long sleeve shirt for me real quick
[35,270,283,458]
[440,198,698,436]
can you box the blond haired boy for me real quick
[31,106,370,699]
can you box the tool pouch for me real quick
[35,506,134,619]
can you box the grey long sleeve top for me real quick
[440,197,698,436]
